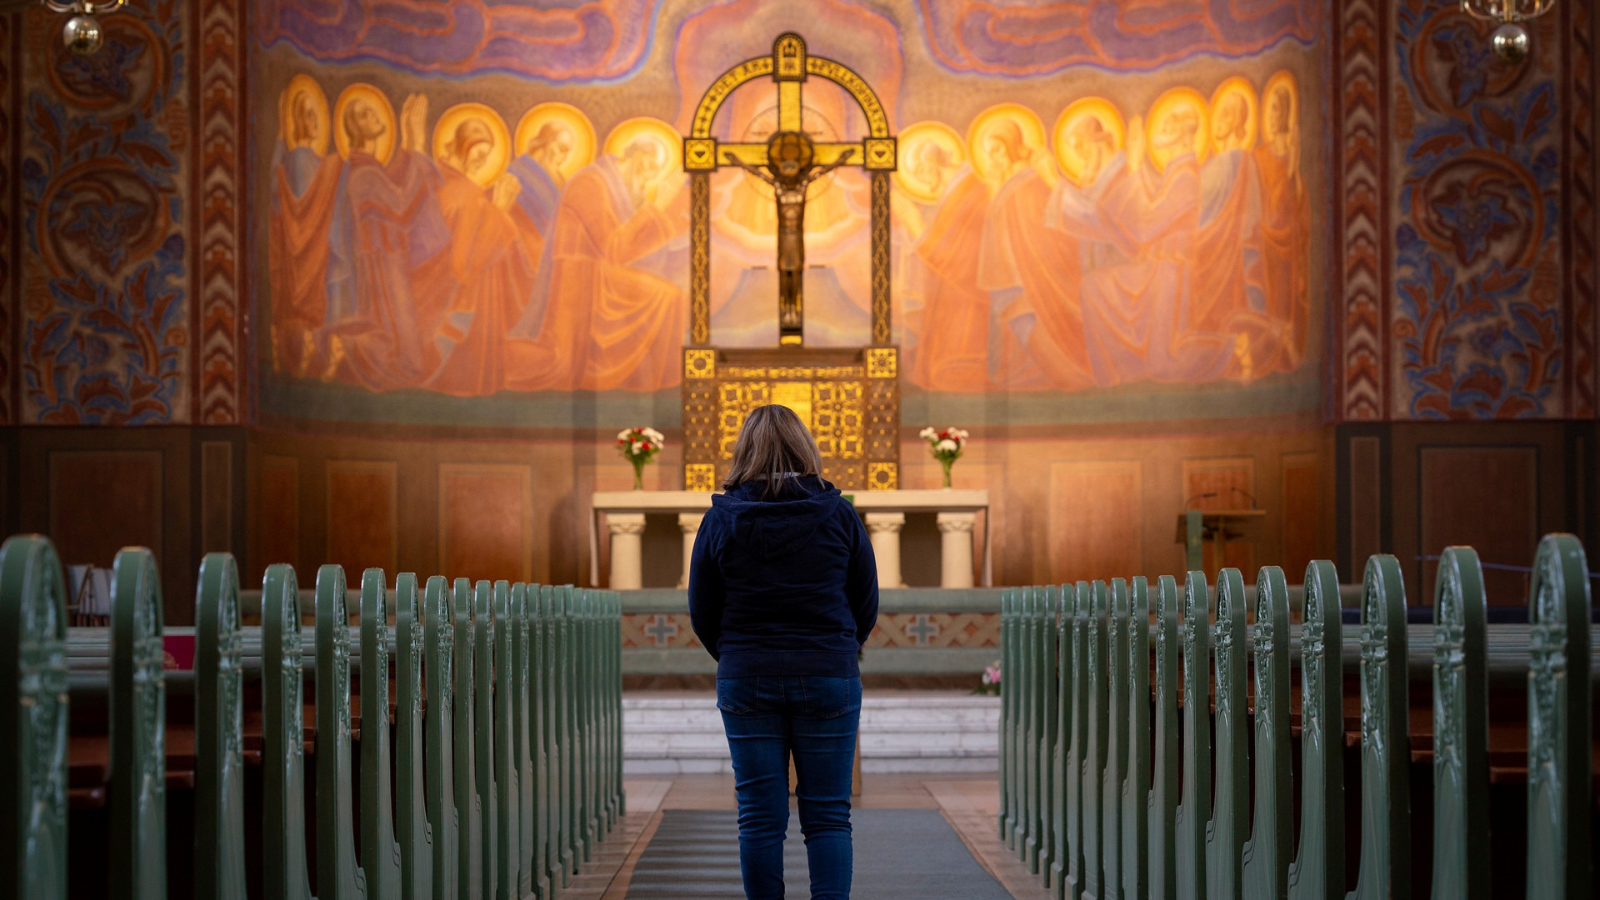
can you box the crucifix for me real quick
[723,135,855,345]
[682,31,898,348]
[680,32,901,494]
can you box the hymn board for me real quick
[680,33,900,493]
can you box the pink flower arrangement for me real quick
[978,660,1001,696]
[617,427,665,490]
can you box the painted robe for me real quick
[322,149,457,391]
[908,168,992,392]
[507,156,689,392]
[267,141,342,377]
[977,167,1094,390]
[1078,153,1234,386]
[427,165,538,397]
[1253,141,1311,374]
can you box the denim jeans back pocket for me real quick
[797,675,862,720]
[716,676,764,716]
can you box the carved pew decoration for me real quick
[315,565,368,900]
[424,576,459,899]
[512,584,537,900]
[1063,580,1089,900]
[1039,585,1060,887]
[1242,566,1291,900]
[0,535,70,899]
[539,585,561,892]
[394,573,435,900]
[1081,581,1108,900]
[1022,586,1042,870]
[533,587,554,898]
[1048,583,1074,897]
[109,547,167,900]
[1148,575,1179,900]
[194,553,246,899]
[262,563,314,900]
[1431,547,1488,900]
[474,582,499,892]
[1174,571,1211,899]
[360,569,404,899]
[493,582,521,900]
[453,578,484,898]
[998,588,1010,843]
[1349,555,1411,899]
[1207,568,1248,900]
[1288,561,1345,900]
[1120,577,1150,900]
[1526,534,1593,900]
[1102,579,1129,900]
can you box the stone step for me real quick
[623,691,999,775]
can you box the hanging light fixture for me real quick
[1460,0,1554,64]
[0,0,126,56]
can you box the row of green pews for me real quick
[999,534,1594,900]
[0,534,623,899]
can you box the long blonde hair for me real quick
[723,405,824,497]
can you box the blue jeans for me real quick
[717,675,862,900]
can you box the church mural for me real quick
[1392,4,1565,419]
[255,0,1326,424]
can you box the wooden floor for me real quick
[567,775,1050,900]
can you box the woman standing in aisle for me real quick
[688,404,879,900]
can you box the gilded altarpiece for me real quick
[680,34,899,492]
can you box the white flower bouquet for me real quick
[617,427,665,490]
[919,426,969,488]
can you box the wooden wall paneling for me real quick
[1338,425,1389,585]
[1417,446,1539,605]
[259,455,300,577]
[200,440,234,556]
[438,463,532,583]
[1049,460,1143,584]
[325,459,398,577]
[1182,456,1257,576]
[48,449,165,565]
[1281,452,1320,579]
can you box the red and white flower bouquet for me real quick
[617,427,665,490]
[919,426,969,488]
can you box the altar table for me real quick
[590,489,991,591]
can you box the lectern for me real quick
[1176,509,1266,573]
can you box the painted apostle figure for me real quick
[724,131,854,344]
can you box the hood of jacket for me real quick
[711,476,844,559]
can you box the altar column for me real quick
[864,512,907,589]
[936,512,977,589]
[607,514,647,590]
[677,513,704,589]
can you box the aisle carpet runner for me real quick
[625,808,1012,898]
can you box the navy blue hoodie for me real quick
[687,476,879,678]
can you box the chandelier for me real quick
[1460,0,1554,63]
[0,0,127,55]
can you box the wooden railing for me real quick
[999,534,1595,900]
[0,534,622,899]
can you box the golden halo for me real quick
[1261,70,1300,144]
[1208,77,1260,154]
[280,74,330,156]
[431,102,513,187]
[1052,98,1125,187]
[332,83,396,165]
[894,121,966,203]
[966,103,1046,185]
[514,102,596,183]
[604,116,682,188]
[1145,87,1210,172]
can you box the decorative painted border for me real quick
[1565,0,1597,417]
[0,13,15,426]
[1336,0,1386,421]
[192,0,244,424]
[620,612,1000,650]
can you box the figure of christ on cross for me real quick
[723,131,855,344]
